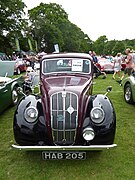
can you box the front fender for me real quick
[11,81,19,91]
[93,94,116,128]
[82,94,116,145]
[13,95,49,146]
[123,76,135,102]
[85,94,116,127]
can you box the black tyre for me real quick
[24,87,32,95]
[124,83,133,104]
[11,87,19,105]
[23,83,32,95]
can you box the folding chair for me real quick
[23,71,40,95]
[31,73,40,94]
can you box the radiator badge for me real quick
[57,114,64,121]
[67,106,74,114]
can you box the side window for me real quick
[83,60,90,73]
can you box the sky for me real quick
[22,0,135,41]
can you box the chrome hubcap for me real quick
[12,90,18,104]
[125,87,131,101]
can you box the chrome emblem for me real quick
[67,106,74,114]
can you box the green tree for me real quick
[0,0,26,53]
[28,3,92,53]
[103,40,116,55]
[123,39,135,52]
[0,0,26,33]
[112,41,125,56]
[57,20,92,52]
[28,3,68,52]
[93,35,108,55]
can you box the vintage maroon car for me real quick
[12,53,117,159]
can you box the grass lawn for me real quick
[0,73,135,180]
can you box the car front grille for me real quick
[50,91,78,145]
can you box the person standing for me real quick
[89,50,107,79]
[119,48,134,85]
[112,53,122,79]
[89,51,98,64]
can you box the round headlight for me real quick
[24,106,38,123]
[90,107,105,124]
[83,127,95,141]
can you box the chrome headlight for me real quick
[24,106,38,123]
[90,107,105,124]
[83,127,95,141]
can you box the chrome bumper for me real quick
[12,144,117,151]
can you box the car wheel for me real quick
[124,83,133,104]
[17,68,21,75]
[11,87,19,105]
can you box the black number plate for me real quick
[42,152,86,160]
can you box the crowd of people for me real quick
[11,49,135,87]
[118,48,135,85]
[89,48,135,85]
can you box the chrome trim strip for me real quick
[12,144,117,151]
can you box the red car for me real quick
[14,59,27,75]
[12,53,117,159]
[97,58,114,73]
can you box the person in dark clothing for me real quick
[89,50,107,79]
[93,64,107,79]
[89,51,98,63]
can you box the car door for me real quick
[0,82,11,113]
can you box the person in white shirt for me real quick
[112,53,122,79]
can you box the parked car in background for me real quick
[123,73,135,104]
[0,52,11,61]
[12,53,117,159]
[0,76,24,114]
[97,58,114,73]
[14,58,27,75]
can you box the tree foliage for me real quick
[28,3,92,53]
[93,35,108,55]
[103,40,116,55]
[0,0,26,33]
[0,1,135,56]
[112,41,125,56]
[0,0,26,54]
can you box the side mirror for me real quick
[106,86,112,92]
[105,86,112,96]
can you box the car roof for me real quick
[42,52,92,60]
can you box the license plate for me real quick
[42,152,86,160]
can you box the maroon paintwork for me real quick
[40,53,93,142]
[13,53,116,151]
[40,74,93,141]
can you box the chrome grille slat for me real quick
[51,91,78,145]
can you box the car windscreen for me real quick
[42,58,91,74]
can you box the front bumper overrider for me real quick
[12,144,117,151]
